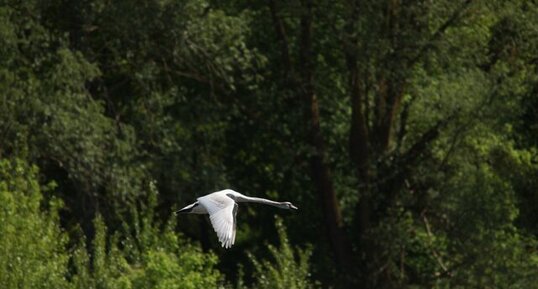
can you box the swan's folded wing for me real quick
[198,194,237,248]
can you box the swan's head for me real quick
[282,202,298,210]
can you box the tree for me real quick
[220,0,538,287]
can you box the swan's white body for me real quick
[176,189,297,248]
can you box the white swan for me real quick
[175,189,298,248]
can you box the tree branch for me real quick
[268,0,293,76]
[345,0,370,173]
[396,96,413,150]
[377,114,455,211]
[409,0,474,67]
[401,114,454,165]
[421,211,452,277]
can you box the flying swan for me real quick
[175,189,298,248]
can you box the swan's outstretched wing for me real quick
[198,193,237,248]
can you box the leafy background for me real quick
[1,0,537,288]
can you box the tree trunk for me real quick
[347,57,373,239]
[299,0,352,270]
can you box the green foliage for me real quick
[70,216,222,289]
[439,138,538,288]
[0,159,69,289]
[246,217,317,289]
[70,183,223,289]
[0,159,223,289]
[1,0,538,288]
[0,0,145,207]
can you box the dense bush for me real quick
[0,159,223,289]
[71,183,223,289]
[246,217,317,289]
[0,159,70,289]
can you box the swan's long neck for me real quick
[235,195,287,209]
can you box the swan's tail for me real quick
[175,201,199,214]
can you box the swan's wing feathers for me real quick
[209,206,235,248]
[232,202,237,245]
[198,193,237,248]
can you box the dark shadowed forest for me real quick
[1,0,538,288]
